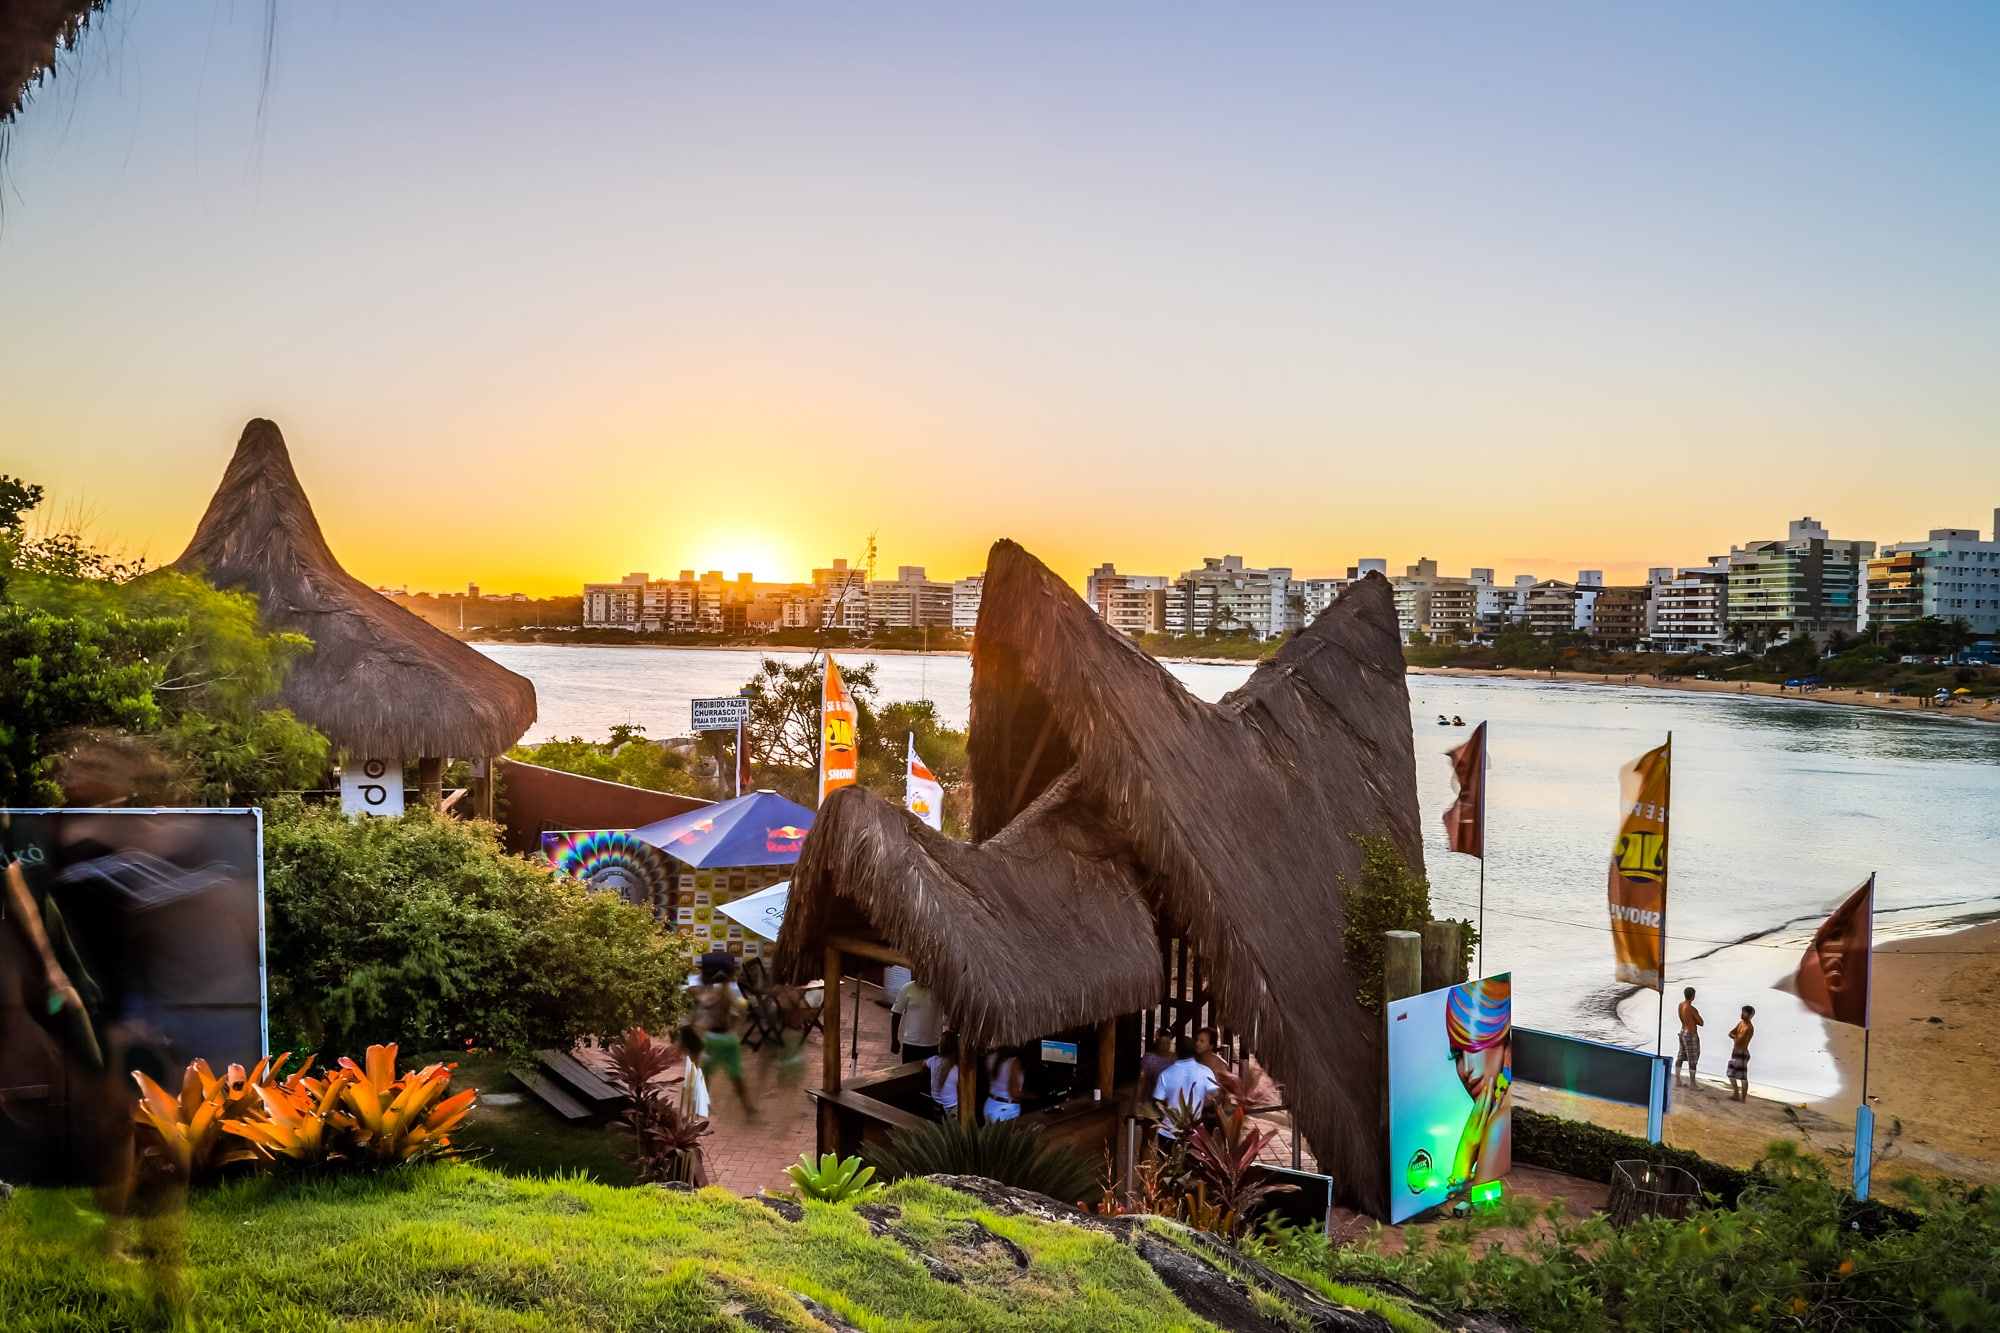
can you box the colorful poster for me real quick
[1387,974,1513,1224]
[906,733,944,830]
[1607,740,1671,990]
[542,830,677,915]
[819,655,858,803]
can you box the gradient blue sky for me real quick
[3,3,1997,593]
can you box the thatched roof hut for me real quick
[776,540,1421,1216]
[172,419,537,762]
[1,2,100,125]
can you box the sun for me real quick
[684,534,799,584]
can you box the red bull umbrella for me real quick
[628,790,817,868]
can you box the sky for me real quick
[3,3,1997,595]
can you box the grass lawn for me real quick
[420,1050,639,1187]
[0,1166,1298,1332]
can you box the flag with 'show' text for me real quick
[1608,739,1670,990]
[819,656,858,805]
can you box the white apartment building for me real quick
[583,573,647,628]
[812,560,870,632]
[952,576,984,632]
[865,566,955,629]
[1392,558,1483,642]
[1164,556,1293,640]
[1085,563,1170,636]
[1867,511,2000,639]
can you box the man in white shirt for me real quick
[891,977,942,1064]
[1152,1036,1218,1137]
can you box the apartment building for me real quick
[812,559,870,632]
[1085,564,1170,636]
[1651,561,1730,652]
[952,576,984,633]
[583,573,647,628]
[1727,517,1876,645]
[865,566,955,629]
[1867,511,2000,638]
[1164,555,1293,640]
[1523,577,1599,635]
[1589,584,1652,645]
[1391,558,1481,642]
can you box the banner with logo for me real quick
[1607,739,1671,990]
[1442,722,1486,858]
[819,655,858,804]
[1797,875,1874,1028]
[906,734,943,830]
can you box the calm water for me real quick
[480,643,2000,1098]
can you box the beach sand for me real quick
[1518,922,2000,1189]
[1410,665,1999,724]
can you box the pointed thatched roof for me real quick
[1,2,101,125]
[172,419,537,760]
[776,540,1421,1216]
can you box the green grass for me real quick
[423,1050,640,1186]
[1,1167,1244,1332]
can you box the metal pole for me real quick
[735,720,743,799]
[1476,857,1486,978]
[851,977,862,1074]
[1655,733,1673,1058]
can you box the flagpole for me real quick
[1862,871,1875,1105]
[1476,727,1487,976]
[1656,732,1672,1059]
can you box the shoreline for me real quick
[1411,664,2000,724]
[1521,919,2000,1186]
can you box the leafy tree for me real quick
[261,799,691,1056]
[1887,616,1975,658]
[739,655,881,793]
[1763,634,1821,679]
[507,727,701,797]
[0,606,178,803]
[860,699,971,837]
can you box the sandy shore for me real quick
[1519,922,2000,1188]
[1411,665,2000,724]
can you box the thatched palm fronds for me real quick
[778,540,1420,1216]
[1,2,101,126]
[172,419,536,761]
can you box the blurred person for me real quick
[1152,1035,1218,1139]
[982,1044,1025,1123]
[1138,1030,1176,1102]
[890,976,941,1064]
[927,1032,961,1118]
[687,954,754,1115]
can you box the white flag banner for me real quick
[905,734,944,830]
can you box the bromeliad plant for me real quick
[786,1152,885,1205]
[132,1043,476,1186]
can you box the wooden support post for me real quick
[1384,930,1424,1004]
[1422,920,1470,992]
[822,947,843,1096]
[418,756,444,807]
[468,756,493,821]
[958,1042,978,1126]
[1096,1019,1118,1100]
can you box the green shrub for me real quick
[1269,1144,1992,1332]
[262,800,691,1056]
[785,1152,884,1205]
[867,1118,1099,1205]
[1340,835,1432,1013]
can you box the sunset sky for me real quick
[4,4,1997,595]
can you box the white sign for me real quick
[691,696,750,731]
[340,757,405,817]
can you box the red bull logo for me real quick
[671,818,717,845]
[765,823,810,853]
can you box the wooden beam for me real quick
[825,933,910,968]
[958,1041,978,1126]
[1095,1019,1117,1099]
[823,946,843,1096]
[417,756,444,806]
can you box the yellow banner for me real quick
[819,655,858,804]
[1607,739,1670,990]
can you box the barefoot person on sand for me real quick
[1726,1005,1755,1102]
[1676,987,1704,1088]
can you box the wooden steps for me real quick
[510,1047,631,1124]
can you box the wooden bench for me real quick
[536,1048,626,1110]
[510,1066,593,1123]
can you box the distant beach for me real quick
[1410,665,2000,725]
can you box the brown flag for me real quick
[1442,721,1487,858]
[1796,876,1873,1028]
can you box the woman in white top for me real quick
[983,1045,1025,1123]
[927,1033,960,1116]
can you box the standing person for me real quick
[1138,1030,1176,1102]
[689,954,754,1115]
[891,976,941,1065]
[1726,1005,1756,1102]
[926,1032,960,1119]
[1676,987,1704,1088]
[1152,1036,1219,1138]
[1193,1027,1231,1081]
[983,1044,1025,1123]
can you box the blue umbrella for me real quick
[629,790,816,868]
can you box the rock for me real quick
[756,1193,804,1223]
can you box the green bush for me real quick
[262,800,691,1056]
[867,1118,1100,1205]
[1340,835,1432,1013]
[1268,1144,1992,1332]
[785,1152,885,1205]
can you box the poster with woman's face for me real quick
[1387,973,1513,1223]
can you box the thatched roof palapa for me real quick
[1,2,101,126]
[777,540,1422,1217]
[172,419,537,760]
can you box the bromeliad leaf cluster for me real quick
[131,1043,476,1185]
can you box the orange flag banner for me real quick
[819,655,858,804]
[1442,721,1487,858]
[1607,739,1671,990]
[1797,876,1874,1028]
